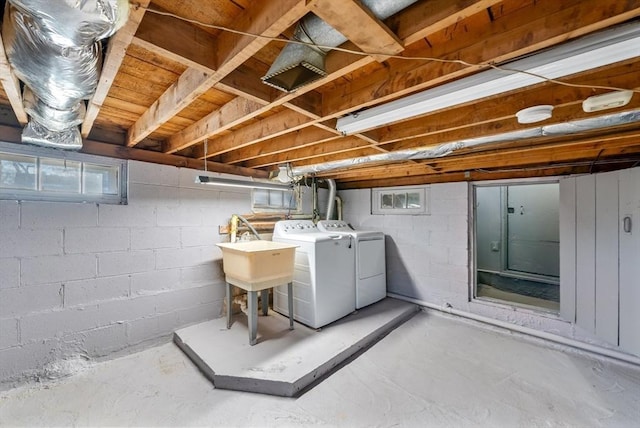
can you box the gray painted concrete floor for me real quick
[1,310,639,427]
[174,298,418,396]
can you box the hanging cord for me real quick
[203,138,208,172]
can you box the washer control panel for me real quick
[317,220,352,232]
[274,220,318,235]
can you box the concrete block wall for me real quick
[0,160,252,385]
[339,181,608,346]
[341,183,470,306]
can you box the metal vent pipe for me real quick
[325,178,337,220]
[262,0,418,93]
[2,0,128,149]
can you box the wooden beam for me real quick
[375,64,640,145]
[383,98,640,153]
[0,30,27,125]
[81,0,151,137]
[386,0,503,46]
[132,10,217,73]
[322,0,503,82]
[131,33,324,152]
[338,164,622,189]
[126,0,309,147]
[245,141,378,168]
[82,140,269,178]
[325,131,640,181]
[126,66,211,146]
[164,97,266,154]
[221,127,340,164]
[322,0,640,118]
[218,67,275,105]
[0,123,268,178]
[308,0,404,60]
[168,1,497,152]
[237,91,640,169]
[194,109,315,158]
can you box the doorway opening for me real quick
[473,182,560,312]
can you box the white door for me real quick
[619,167,640,356]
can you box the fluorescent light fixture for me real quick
[195,176,291,190]
[336,22,640,135]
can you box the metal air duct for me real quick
[325,178,336,220]
[2,0,129,149]
[262,0,418,93]
[291,109,640,176]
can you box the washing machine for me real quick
[272,220,355,328]
[317,220,386,309]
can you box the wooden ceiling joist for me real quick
[220,127,340,164]
[194,109,315,158]
[1,0,638,188]
[126,0,310,147]
[153,0,505,159]
[0,31,27,124]
[81,0,151,137]
[321,0,640,118]
[324,131,640,182]
[132,9,217,73]
[308,0,404,60]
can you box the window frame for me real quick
[0,141,128,205]
[251,187,300,213]
[371,186,429,215]
[470,177,561,314]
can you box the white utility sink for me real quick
[216,240,297,290]
[216,240,299,345]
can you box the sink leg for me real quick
[226,282,232,329]
[287,282,294,330]
[260,289,269,316]
[248,291,258,345]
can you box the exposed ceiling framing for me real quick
[0,0,638,188]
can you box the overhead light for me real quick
[516,105,554,124]
[582,90,633,112]
[336,22,640,135]
[195,176,291,190]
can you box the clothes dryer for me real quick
[317,220,386,309]
[272,220,355,328]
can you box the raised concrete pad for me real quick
[174,298,418,396]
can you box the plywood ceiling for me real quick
[0,0,639,188]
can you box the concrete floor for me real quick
[1,309,639,427]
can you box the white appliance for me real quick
[272,220,355,328]
[317,220,386,309]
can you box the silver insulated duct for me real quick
[262,0,418,93]
[2,0,129,149]
[325,178,336,220]
[291,110,640,176]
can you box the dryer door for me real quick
[358,237,385,279]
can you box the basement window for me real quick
[252,188,299,213]
[372,186,428,215]
[0,142,127,204]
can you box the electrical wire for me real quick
[143,7,640,95]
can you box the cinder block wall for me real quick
[339,182,604,345]
[340,183,469,305]
[0,160,251,384]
